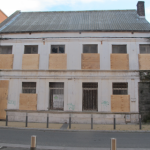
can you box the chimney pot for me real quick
[137,1,145,17]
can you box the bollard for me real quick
[91,114,93,129]
[114,115,116,130]
[69,114,71,129]
[6,112,8,126]
[25,113,28,127]
[139,114,142,130]
[47,113,49,128]
[30,135,36,150]
[111,138,117,150]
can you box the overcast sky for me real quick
[1,0,150,22]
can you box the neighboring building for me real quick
[0,1,150,123]
[0,10,7,23]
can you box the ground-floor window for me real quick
[113,83,128,95]
[22,82,36,93]
[82,83,98,111]
[49,82,64,110]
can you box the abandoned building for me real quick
[0,1,150,123]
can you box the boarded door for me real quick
[0,80,9,120]
[139,82,150,122]
[83,83,98,111]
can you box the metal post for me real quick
[111,138,117,150]
[91,114,93,129]
[69,114,71,129]
[6,111,8,126]
[30,135,36,150]
[114,115,116,130]
[26,113,28,127]
[47,113,49,128]
[139,114,141,130]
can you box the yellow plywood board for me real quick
[49,54,67,70]
[22,54,39,70]
[0,80,9,119]
[111,54,129,70]
[0,54,14,69]
[81,54,100,69]
[19,94,37,110]
[139,54,150,70]
[111,95,130,112]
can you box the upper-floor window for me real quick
[0,46,12,54]
[113,83,128,95]
[22,82,36,93]
[24,45,38,54]
[83,45,98,53]
[112,45,127,53]
[140,44,150,54]
[51,45,65,53]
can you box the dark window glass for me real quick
[0,46,12,54]
[140,45,150,54]
[24,45,38,54]
[113,83,128,95]
[22,82,36,93]
[83,45,97,53]
[112,45,127,53]
[51,45,65,53]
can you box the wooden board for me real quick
[138,54,150,70]
[0,54,14,69]
[111,54,129,70]
[81,54,100,69]
[49,54,67,70]
[19,94,37,110]
[0,80,9,120]
[22,54,39,70]
[111,95,130,112]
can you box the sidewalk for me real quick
[0,121,150,131]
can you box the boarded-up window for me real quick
[49,82,64,110]
[140,45,150,54]
[113,83,128,95]
[51,45,65,53]
[0,46,12,54]
[112,45,127,53]
[83,83,98,111]
[83,45,98,53]
[24,45,38,54]
[22,82,36,93]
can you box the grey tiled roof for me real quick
[1,10,150,33]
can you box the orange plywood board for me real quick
[19,94,37,110]
[111,54,129,70]
[49,54,67,70]
[82,54,100,69]
[139,54,150,70]
[111,95,130,112]
[0,54,14,69]
[22,54,39,70]
[0,80,9,119]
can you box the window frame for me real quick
[83,44,98,53]
[24,45,38,54]
[139,44,150,54]
[51,45,65,54]
[0,45,13,54]
[112,45,127,54]
[112,82,128,95]
[22,82,36,94]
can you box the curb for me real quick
[0,126,150,133]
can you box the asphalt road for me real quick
[0,128,150,148]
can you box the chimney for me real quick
[137,1,145,18]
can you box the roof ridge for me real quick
[21,9,136,13]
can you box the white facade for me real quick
[0,31,149,123]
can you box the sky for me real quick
[1,0,150,22]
